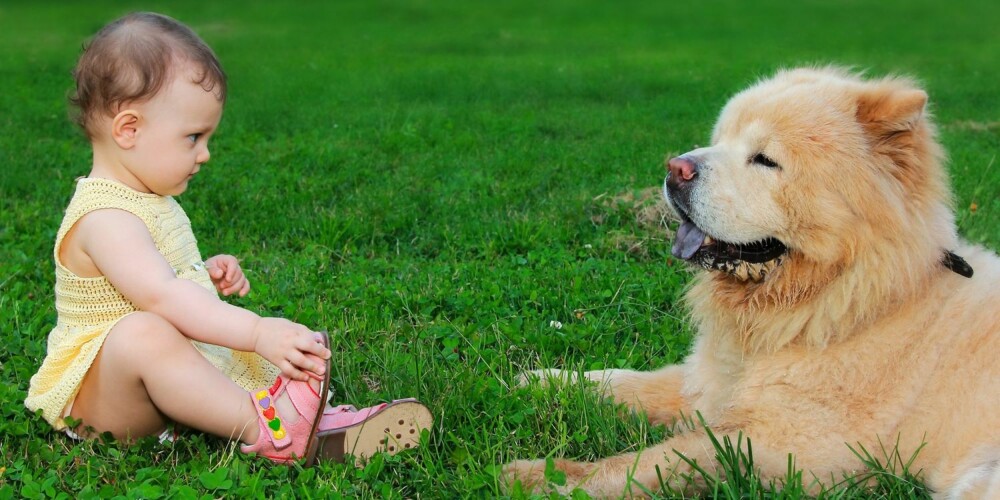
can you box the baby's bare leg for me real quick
[70,312,260,443]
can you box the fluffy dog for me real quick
[504,67,1000,498]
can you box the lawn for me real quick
[1,0,998,498]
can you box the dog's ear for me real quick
[855,84,928,136]
[854,81,941,191]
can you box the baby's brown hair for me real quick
[70,12,226,138]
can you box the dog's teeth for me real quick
[734,263,750,281]
[704,236,714,244]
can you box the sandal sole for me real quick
[317,400,432,465]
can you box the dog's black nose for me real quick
[666,156,698,190]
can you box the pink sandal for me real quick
[316,399,433,464]
[240,332,333,466]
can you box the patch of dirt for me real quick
[945,121,1000,132]
[594,186,677,229]
[362,374,381,393]
[591,186,678,257]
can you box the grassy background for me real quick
[1,0,998,498]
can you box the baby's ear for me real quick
[111,110,141,149]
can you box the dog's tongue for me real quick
[672,221,706,260]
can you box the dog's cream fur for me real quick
[503,67,1000,498]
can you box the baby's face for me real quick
[125,61,223,196]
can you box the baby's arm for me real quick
[74,209,328,380]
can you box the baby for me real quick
[25,11,431,465]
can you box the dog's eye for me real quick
[750,153,780,169]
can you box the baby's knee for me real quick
[105,312,184,356]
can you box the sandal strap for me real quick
[326,404,358,413]
[318,402,389,431]
[285,376,324,420]
[248,376,292,449]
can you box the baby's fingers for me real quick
[222,276,246,297]
[302,352,326,369]
[225,260,239,282]
[208,265,225,280]
[302,332,332,360]
[288,350,326,378]
[277,359,311,382]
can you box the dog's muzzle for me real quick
[664,157,788,282]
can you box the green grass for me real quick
[1,0,997,498]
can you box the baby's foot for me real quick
[241,333,332,465]
[271,375,323,428]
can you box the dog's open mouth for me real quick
[672,213,788,282]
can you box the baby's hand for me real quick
[205,254,250,297]
[252,317,332,381]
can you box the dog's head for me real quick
[664,67,954,289]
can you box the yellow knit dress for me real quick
[25,177,279,430]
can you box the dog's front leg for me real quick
[503,429,715,497]
[503,423,798,498]
[521,364,689,426]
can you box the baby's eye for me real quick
[187,133,201,143]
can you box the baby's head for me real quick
[71,12,226,139]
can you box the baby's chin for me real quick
[160,181,191,197]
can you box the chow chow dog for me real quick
[504,67,1000,498]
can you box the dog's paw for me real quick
[502,457,595,495]
[501,459,549,493]
[516,368,576,387]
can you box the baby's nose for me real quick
[198,148,211,164]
